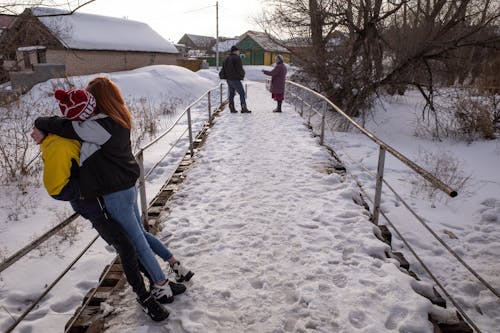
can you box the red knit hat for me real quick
[54,88,96,121]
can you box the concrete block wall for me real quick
[47,50,178,76]
[10,63,66,93]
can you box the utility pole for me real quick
[215,1,219,70]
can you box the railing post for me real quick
[300,98,304,117]
[372,146,386,225]
[136,149,148,227]
[208,90,212,124]
[187,107,194,157]
[245,83,248,97]
[320,101,326,145]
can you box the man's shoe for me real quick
[138,294,169,322]
[273,108,282,113]
[241,106,252,113]
[229,104,237,113]
[171,262,194,282]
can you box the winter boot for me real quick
[151,280,186,304]
[241,105,252,113]
[171,261,194,282]
[229,103,237,113]
[168,280,187,295]
[273,101,282,112]
[137,293,169,322]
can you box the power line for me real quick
[182,5,215,14]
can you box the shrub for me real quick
[414,88,498,142]
[453,93,496,141]
[410,148,470,202]
[0,96,46,183]
[128,95,181,151]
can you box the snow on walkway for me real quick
[104,82,439,333]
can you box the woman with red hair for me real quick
[34,77,193,312]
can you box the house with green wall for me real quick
[235,31,290,65]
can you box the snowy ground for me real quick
[0,65,498,332]
[102,82,447,333]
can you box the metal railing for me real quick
[284,80,457,225]
[135,82,225,225]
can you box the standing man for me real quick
[221,46,251,113]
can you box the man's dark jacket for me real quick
[222,53,245,80]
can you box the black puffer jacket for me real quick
[222,53,245,80]
[35,114,139,198]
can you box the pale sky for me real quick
[78,0,266,43]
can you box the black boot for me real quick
[273,100,282,112]
[241,105,252,113]
[229,103,237,113]
[137,293,169,321]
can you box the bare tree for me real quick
[259,0,500,124]
[1,1,95,15]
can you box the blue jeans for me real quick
[227,80,246,107]
[102,186,172,284]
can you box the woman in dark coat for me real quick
[262,54,287,112]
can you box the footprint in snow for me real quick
[384,306,409,329]
[349,310,368,329]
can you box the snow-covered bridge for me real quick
[99,82,448,333]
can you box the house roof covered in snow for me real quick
[179,34,216,49]
[212,38,239,52]
[30,7,178,54]
[239,31,289,53]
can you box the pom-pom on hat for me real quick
[54,88,96,121]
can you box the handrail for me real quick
[284,79,456,225]
[137,88,215,153]
[286,80,457,198]
[339,143,500,299]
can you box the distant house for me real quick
[178,34,216,57]
[235,31,291,65]
[0,7,179,78]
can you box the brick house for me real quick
[0,7,179,79]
